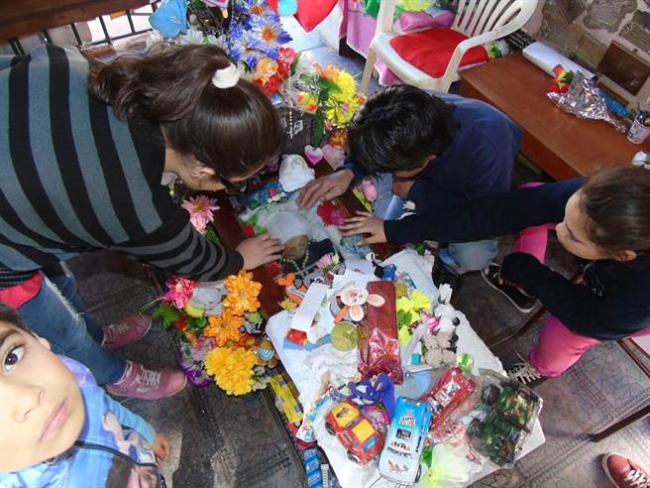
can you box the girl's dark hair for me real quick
[0,302,30,332]
[87,45,284,178]
[581,166,650,255]
[347,85,458,175]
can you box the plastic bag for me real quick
[358,281,404,384]
[467,370,542,467]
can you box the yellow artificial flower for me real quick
[325,94,361,128]
[204,347,231,377]
[410,290,432,311]
[222,271,262,316]
[333,70,356,97]
[206,347,259,396]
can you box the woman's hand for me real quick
[237,234,284,270]
[152,433,171,462]
[296,169,354,208]
[339,212,387,246]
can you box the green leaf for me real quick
[312,112,325,147]
[204,226,220,244]
[290,52,301,77]
[153,305,181,330]
[299,73,313,84]
[187,315,208,331]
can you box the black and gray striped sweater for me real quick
[0,45,242,289]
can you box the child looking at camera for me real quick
[0,303,170,487]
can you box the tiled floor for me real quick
[70,18,650,488]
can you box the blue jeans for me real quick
[382,195,497,273]
[18,265,126,385]
[437,240,498,273]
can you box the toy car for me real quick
[324,400,384,465]
[378,397,433,485]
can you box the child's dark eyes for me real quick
[3,345,25,372]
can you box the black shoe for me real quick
[505,359,548,388]
[482,264,537,313]
[432,255,461,290]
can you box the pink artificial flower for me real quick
[422,311,441,334]
[163,277,196,309]
[182,195,220,234]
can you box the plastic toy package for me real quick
[420,367,477,429]
[467,370,542,468]
[357,281,404,385]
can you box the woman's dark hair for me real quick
[347,85,458,175]
[0,302,30,332]
[581,166,650,255]
[87,45,284,179]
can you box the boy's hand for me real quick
[339,212,387,245]
[152,433,171,462]
[297,170,354,208]
[392,179,415,199]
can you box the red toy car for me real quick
[325,400,384,465]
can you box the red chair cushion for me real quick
[294,0,338,32]
[389,28,489,78]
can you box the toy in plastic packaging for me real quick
[358,281,404,384]
[468,370,542,467]
[420,367,476,428]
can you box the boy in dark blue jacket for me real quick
[297,85,522,277]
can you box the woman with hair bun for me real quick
[0,44,284,399]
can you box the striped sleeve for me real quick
[111,208,244,281]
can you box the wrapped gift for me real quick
[358,281,403,384]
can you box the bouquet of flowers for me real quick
[150,193,276,393]
[154,270,272,394]
[283,61,364,146]
[149,0,295,96]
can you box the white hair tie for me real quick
[211,64,240,89]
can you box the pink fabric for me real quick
[513,182,556,263]
[397,10,455,32]
[530,316,650,377]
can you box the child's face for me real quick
[0,321,85,472]
[556,191,609,261]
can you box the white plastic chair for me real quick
[360,0,539,94]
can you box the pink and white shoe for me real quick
[106,361,187,400]
[102,315,152,350]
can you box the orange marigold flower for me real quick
[222,271,262,316]
[203,310,244,347]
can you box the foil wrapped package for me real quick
[358,281,403,384]
[547,72,627,133]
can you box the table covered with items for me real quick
[265,246,544,488]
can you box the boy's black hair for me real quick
[0,301,30,332]
[347,85,459,175]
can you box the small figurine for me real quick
[256,338,278,368]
